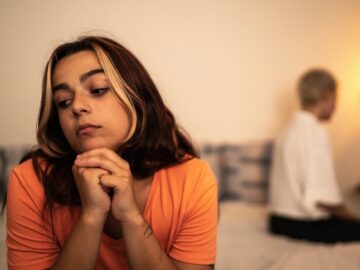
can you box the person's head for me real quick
[52,50,131,154]
[37,35,196,177]
[297,69,337,121]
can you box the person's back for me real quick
[270,110,341,219]
[268,68,360,243]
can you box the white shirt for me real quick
[269,110,342,219]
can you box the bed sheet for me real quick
[216,201,360,270]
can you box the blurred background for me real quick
[1,0,360,188]
[1,0,360,268]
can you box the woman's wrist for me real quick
[119,212,146,231]
[80,209,108,228]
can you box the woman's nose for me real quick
[71,94,92,116]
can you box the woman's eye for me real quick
[91,88,109,96]
[57,99,71,109]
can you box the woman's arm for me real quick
[75,148,215,270]
[7,163,110,270]
[118,213,211,270]
[51,212,106,269]
[51,166,111,269]
[7,166,62,269]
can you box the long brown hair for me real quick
[2,36,198,213]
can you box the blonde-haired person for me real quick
[269,69,360,243]
[3,36,218,269]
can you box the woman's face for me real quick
[52,50,131,153]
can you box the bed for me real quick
[216,201,360,270]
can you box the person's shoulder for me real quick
[169,157,210,174]
[279,112,316,141]
[164,157,216,188]
[181,156,208,167]
[7,158,50,228]
[12,158,37,176]
[9,158,44,194]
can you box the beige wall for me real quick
[1,0,360,187]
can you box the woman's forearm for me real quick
[51,213,106,270]
[121,215,179,270]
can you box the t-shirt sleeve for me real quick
[169,162,218,265]
[7,166,60,270]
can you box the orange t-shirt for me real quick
[7,158,218,269]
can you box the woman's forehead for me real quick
[52,51,102,82]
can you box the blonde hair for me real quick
[37,39,139,157]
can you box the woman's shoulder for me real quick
[154,157,218,216]
[168,157,211,174]
[9,158,44,196]
[161,157,217,188]
[12,158,38,177]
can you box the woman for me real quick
[5,36,217,269]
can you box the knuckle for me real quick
[82,169,91,177]
[99,147,108,154]
[97,168,108,175]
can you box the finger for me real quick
[72,165,110,183]
[73,163,109,177]
[75,156,130,177]
[77,148,129,169]
[77,147,120,161]
[100,174,131,193]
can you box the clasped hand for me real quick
[72,148,140,223]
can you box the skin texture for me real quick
[50,51,213,270]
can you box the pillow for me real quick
[200,141,273,203]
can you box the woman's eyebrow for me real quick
[53,83,70,93]
[79,68,104,83]
[52,68,105,93]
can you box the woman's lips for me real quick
[77,124,101,136]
